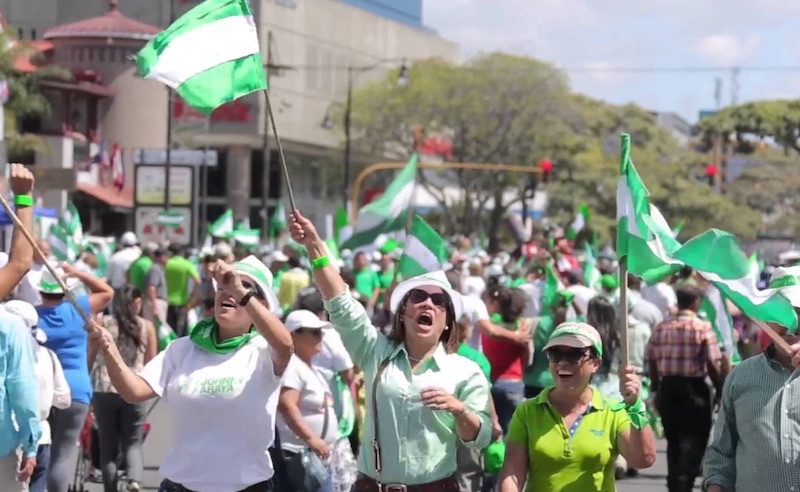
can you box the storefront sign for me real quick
[173,99,252,123]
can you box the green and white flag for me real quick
[270,202,286,238]
[48,223,78,262]
[616,133,684,284]
[209,209,234,237]
[567,204,589,240]
[62,202,83,246]
[699,286,741,365]
[232,226,260,247]
[135,0,267,114]
[158,210,184,228]
[582,245,602,291]
[616,133,798,331]
[397,215,447,278]
[341,153,418,251]
[156,317,178,352]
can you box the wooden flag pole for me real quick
[618,258,630,367]
[263,89,297,213]
[754,318,792,353]
[0,193,95,331]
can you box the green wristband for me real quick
[625,398,648,430]
[14,194,33,208]
[311,255,330,270]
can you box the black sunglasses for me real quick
[295,328,323,336]
[408,289,449,308]
[546,347,591,364]
[241,281,265,299]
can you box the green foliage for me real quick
[340,53,762,248]
[695,99,800,153]
[0,31,71,158]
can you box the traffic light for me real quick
[540,159,553,183]
[705,164,718,186]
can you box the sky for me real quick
[422,0,800,123]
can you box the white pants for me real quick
[0,451,28,492]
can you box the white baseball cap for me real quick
[284,309,331,333]
[120,232,138,246]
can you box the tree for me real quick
[695,99,800,154]
[340,53,762,249]
[0,30,71,159]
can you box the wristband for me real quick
[625,398,648,430]
[14,194,33,208]
[311,255,330,270]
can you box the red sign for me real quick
[172,99,252,123]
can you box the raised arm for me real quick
[0,165,35,299]
[289,211,381,367]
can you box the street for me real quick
[71,399,691,492]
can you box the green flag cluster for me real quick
[49,202,83,262]
[616,133,798,332]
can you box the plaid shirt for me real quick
[647,310,721,378]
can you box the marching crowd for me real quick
[1,164,800,492]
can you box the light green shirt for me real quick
[324,290,492,485]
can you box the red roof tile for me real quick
[44,1,160,41]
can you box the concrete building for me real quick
[3,0,458,244]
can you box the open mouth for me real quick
[221,299,237,308]
[417,312,433,326]
[557,370,575,379]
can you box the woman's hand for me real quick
[209,260,248,301]
[89,323,117,355]
[307,436,331,460]
[289,211,321,248]
[619,365,641,406]
[420,387,465,415]
[59,262,79,278]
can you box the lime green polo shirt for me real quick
[506,387,631,492]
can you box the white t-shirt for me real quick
[566,284,597,315]
[139,337,281,492]
[641,282,677,317]
[106,247,141,289]
[16,263,44,306]
[33,341,70,445]
[276,357,338,453]
[312,329,353,387]
[463,276,486,298]
[462,295,490,351]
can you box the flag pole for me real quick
[618,258,630,367]
[263,90,297,213]
[0,194,95,331]
[754,318,792,353]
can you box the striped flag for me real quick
[135,0,267,114]
[397,215,447,278]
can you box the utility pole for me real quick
[261,31,273,242]
[712,77,723,192]
[164,0,176,215]
[730,66,740,106]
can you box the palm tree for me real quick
[0,28,71,161]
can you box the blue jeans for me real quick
[29,445,50,492]
[491,379,525,434]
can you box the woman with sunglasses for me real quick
[90,255,292,492]
[498,322,657,492]
[289,211,491,492]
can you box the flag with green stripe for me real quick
[135,0,267,115]
[397,215,447,278]
[699,286,742,365]
[208,209,234,238]
[616,133,797,331]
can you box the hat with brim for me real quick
[228,255,281,314]
[543,322,604,356]
[38,266,79,294]
[389,270,463,321]
[284,309,331,333]
[769,265,800,308]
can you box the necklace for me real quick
[408,355,423,362]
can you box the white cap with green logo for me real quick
[543,322,604,357]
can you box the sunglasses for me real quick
[408,289,449,308]
[295,328,323,336]
[241,281,264,299]
[546,347,591,364]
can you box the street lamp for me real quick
[333,59,410,208]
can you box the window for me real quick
[98,48,105,63]
[30,28,36,39]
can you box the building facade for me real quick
[3,0,458,243]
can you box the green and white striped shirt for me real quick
[703,349,800,491]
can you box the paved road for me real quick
[71,400,693,492]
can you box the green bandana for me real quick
[189,318,258,354]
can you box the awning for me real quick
[41,80,115,98]
[77,183,133,209]
[0,206,58,227]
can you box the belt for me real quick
[354,473,459,492]
[172,479,273,492]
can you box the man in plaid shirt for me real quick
[647,285,725,492]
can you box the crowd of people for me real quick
[2,164,800,492]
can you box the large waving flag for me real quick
[341,153,418,251]
[397,215,447,279]
[616,133,797,331]
[135,0,267,114]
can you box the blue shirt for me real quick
[0,311,41,458]
[37,296,93,404]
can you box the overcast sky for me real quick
[423,0,800,122]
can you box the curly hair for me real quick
[388,289,461,353]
